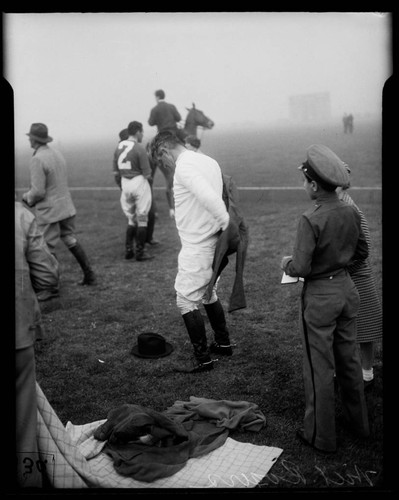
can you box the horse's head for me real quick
[184,103,215,135]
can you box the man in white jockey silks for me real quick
[150,130,235,373]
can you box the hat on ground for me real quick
[131,332,174,359]
[26,123,53,143]
[299,144,349,188]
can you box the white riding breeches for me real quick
[175,236,219,315]
[120,175,152,227]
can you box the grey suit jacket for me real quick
[24,145,76,224]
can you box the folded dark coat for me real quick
[205,175,249,312]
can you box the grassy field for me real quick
[15,118,382,190]
[16,119,385,491]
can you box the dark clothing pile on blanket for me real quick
[93,397,266,483]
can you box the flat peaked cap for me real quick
[305,144,349,187]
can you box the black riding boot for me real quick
[68,242,97,285]
[204,300,233,355]
[176,309,213,373]
[125,225,137,259]
[146,203,160,245]
[135,227,154,261]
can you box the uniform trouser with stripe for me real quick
[300,272,369,451]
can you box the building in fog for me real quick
[289,92,332,122]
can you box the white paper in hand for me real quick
[281,272,303,284]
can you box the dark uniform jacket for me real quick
[284,192,368,279]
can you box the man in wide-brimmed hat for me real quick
[22,123,96,289]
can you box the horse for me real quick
[153,103,215,214]
[181,103,215,138]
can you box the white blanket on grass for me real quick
[35,383,283,489]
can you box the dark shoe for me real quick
[296,429,336,454]
[80,272,97,286]
[147,239,160,246]
[210,341,234,356]
[125,249,135,260]
[40,297,62,313]
[173,359,215,374]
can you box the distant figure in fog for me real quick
[22,123,96,288]
[343,113,354,134]
[148,89,182,134]
[347,114,354,133]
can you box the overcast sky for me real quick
[3,11,392,147]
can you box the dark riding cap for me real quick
[299,144,349,190]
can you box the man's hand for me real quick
[169,208,175,219]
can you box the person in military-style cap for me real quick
[280,144,370,453]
